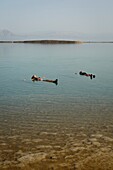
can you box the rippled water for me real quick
[0,43,113,169]
[0,43,113,133]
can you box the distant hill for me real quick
[0,30,15,40]
[0,29,112,41]
[0,29,84,41]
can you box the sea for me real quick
[0,42,113,168]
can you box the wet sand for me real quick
[0,103,113,170]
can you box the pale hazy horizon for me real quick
[0,0,113,41]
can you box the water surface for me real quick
[0,43,113,169]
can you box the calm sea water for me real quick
[0,43,113,137]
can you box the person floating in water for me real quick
[31,75,58,85]
[79,71,95,79]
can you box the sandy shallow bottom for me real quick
[0,103,113,170]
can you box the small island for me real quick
[0,40,113,44]
[0,40,83,44]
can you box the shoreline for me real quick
[0,39,113,44]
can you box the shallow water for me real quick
[0,43,113,169]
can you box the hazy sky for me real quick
[0,0,113,36]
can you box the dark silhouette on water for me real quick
[31,75,58,85]
[79,71,95,79]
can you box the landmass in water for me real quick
[0,40,82,44]
[0,40,113,44]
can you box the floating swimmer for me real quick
[79,71,95,79]
[31,75,58,85]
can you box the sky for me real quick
[0,0,113,39]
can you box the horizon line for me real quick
[0,39,113,44]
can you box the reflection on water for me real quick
[0,43,113,169]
